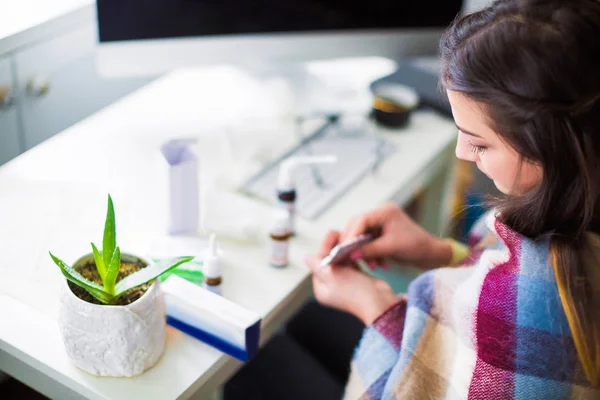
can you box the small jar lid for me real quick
[372,83,420,110]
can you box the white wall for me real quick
[463,0,493,13]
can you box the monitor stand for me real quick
[239,56,398,120]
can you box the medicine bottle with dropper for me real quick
[203,233,222,294]
[276,155,337,235]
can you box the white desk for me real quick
[0,67,456,399]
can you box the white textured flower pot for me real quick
[58,253,166,377]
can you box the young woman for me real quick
[302,0,600,398]
[225,0,600,398]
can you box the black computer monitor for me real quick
[96,0,463,77]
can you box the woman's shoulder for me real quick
[491,213,555,279]
[467,209,553,275]
[409,210,565,332]
[407,218,590,391]
[473,221,592,390]
[467,209,496,247]
[476,214,565,326]
[468,216,590,386]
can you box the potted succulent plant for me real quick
[49,195,193,377]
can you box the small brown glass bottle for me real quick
[269,210,293,268]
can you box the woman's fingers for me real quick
[304,254,318,273]
[318,230,340,259]
[304,230,340,276]
[357,238,390,260]
[340,203,397,246]
[340,215,364,243]
[356,257,390,270]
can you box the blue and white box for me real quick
[161,276,261,361]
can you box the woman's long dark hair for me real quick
[441,0,600,385]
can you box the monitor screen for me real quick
[97,0,462,43]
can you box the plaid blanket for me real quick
[344,212,598,399]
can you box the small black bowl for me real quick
[371,83,420,128]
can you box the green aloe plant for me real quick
[49,195,193,305]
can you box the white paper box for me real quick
[160,139,199,235]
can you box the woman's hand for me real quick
[341,202,452,270]
[305,230,400,325]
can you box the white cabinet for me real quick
[0,56,21,165]
[0,7,156,164]
[15,23,153,150]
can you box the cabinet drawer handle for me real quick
[26,77,50,97]
[0,86,14,109]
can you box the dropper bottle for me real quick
[277,155,337,234]
[269,209,293,268]
[203,233,222,295]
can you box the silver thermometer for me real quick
[319,227,383,268]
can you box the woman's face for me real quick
[447,90,543,195]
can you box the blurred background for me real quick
[0,0,494,398]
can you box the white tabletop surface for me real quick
[0,66,456,399]
[0,0,93,54]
